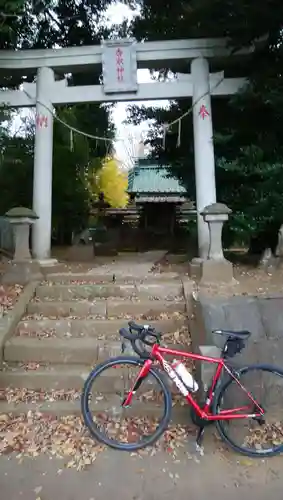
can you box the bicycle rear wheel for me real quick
[81,356,172,451]
[213,364,283,457]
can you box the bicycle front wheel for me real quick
[81,356,172,451]
[213,364,283,457]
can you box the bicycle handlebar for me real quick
[119,321,161,357]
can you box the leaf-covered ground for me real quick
[0,284,23,316]
[0,411,194,470]
[1,414,283,500]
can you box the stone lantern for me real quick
[202,203,231,260]
[2,207,43,284]
[190,203,233,283]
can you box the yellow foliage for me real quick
[95,157,128,208]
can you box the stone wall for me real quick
[188,292,283,398]
[193,293,283,366]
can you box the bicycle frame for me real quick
[122,344,264,420]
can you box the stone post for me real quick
[2,207,43,284]
[199,203,233,283]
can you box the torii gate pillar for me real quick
[191,57,217,259]
[32,66,54,262]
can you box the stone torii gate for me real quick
[0,38,248,263]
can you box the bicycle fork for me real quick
[121,360,152,407]
[193,384,216,454]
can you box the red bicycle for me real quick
[81,321,283,457]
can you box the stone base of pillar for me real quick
[36,258,58,267]
[2,260,43,285]
[189,257,234,284]
[189,257,203,281]
[201,259,233,284]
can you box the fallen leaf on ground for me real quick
[0,409,193,469]
[0,284,23,315]
[238,458,254,467]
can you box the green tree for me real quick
[0,0,117,243]
[0,107,106,244]
[51,108,92,244]
[127,0,283,249]
[0,130,34,212]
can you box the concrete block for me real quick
[27,300,107,317]
[16,319,71,338]
[0,281,38,364]
[0,400,190,423]
[107,300,186,318]
[258,297,283,340]
[4,337,100,364]
[198,295,227,346]
[97,342,122,361]
[189,258,203,281]
[0,365,125,392]
[199,345,221,391]
[136,283,183,299]
[200,259,234,284]
[36,284,137,300]
[223,297,265,343]
[2,261,43,285]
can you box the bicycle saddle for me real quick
[213,329,251,340]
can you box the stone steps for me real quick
[0,399,189,422]
[0,362,173,393]
[1,363,144,392]
[4,335,189,366]
[16,318,186,339]
[1,364,91,390]
[0,274,193,420]
[43,272,180,284]
[36,282,183,300]
[26,299,186,319]
[4,337,122,364]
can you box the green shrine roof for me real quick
[128,159,187,197]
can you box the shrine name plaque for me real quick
[102,38,138,94]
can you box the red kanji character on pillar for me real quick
[36,114,48,128]
[199,105,210,120]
